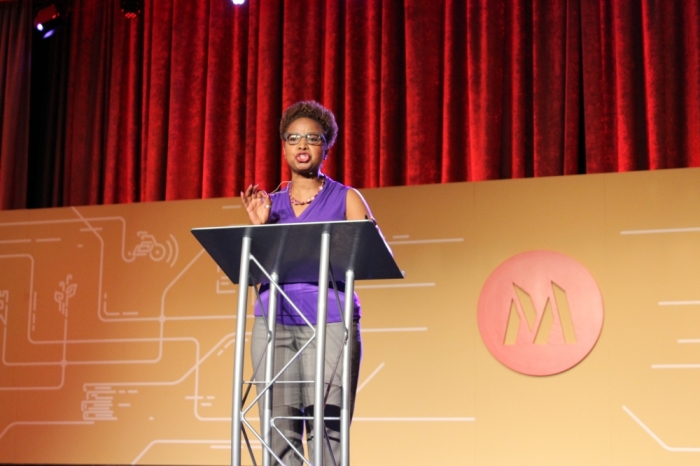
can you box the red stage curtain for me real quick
[0,0,32,210]
[7,0,700,208]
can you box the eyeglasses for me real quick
[284,133,326,146]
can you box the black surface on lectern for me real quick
[191,220,403,285]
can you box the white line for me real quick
[621,227,700,235]
[392,235,410,239]
[362,327,428,333]
[132,439,231,464]
[659,301,700,306]
[75,333,238,424]
[0,239,30,244]
[678,339,700,344]
[28,335,192,346]
[209,439,262,450]
[652,364,700,369]
[0,216,126,228]
[0,214,141,276]
[356,363,384,393]
[0,217,135,272]
[0,421,94,440]
[211,443,262,450]
[622,405,700,452]
[222,205,241,209]
[162,315,237,321]
[70,208,111,332]
[354,417,475,422]
[167,233,179,267]
[35,238,61,243]
[387,238,464,245]
[356,282,435,290]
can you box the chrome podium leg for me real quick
[314,231,331,466]
[262,273,279,466]
[232,235,252,466]
[340,270,355,466]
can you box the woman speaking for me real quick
[241,100,382,465]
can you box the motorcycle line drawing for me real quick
[127,231,178,266]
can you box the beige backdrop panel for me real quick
[0,168,699,465]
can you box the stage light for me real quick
[232,0,245,5]
[120,0,142,19]
[33,4,67,39]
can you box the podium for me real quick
[192,220,403,466]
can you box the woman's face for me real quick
[283,117,327,176]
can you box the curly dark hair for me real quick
[279,100,338,149]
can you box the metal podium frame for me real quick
[192,220,403,466]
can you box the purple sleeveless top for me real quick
[254,176,362,325]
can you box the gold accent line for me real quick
[388,238,464,245]
[621,227,700,235]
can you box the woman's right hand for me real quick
[241,184,271,225]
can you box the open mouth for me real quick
[296,152,310,163]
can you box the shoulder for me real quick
[324,176,348,192]
[319,176,349,203]
[318,176,368,220]
[346,187,363,203]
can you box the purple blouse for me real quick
[253,176,362,325]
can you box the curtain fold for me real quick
[0,0,32,210]
[4,0,700,209]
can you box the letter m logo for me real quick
[503,282,577,345]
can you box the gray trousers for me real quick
[251,318,362,466]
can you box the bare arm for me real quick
[345,188,373,221]
[346,188,393,255]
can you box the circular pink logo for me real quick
[477,250,604,376]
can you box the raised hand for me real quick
[240,184,271,225]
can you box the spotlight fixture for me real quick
[120,0,142,19]
[231,0,245,4]
[33,4,67,39]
